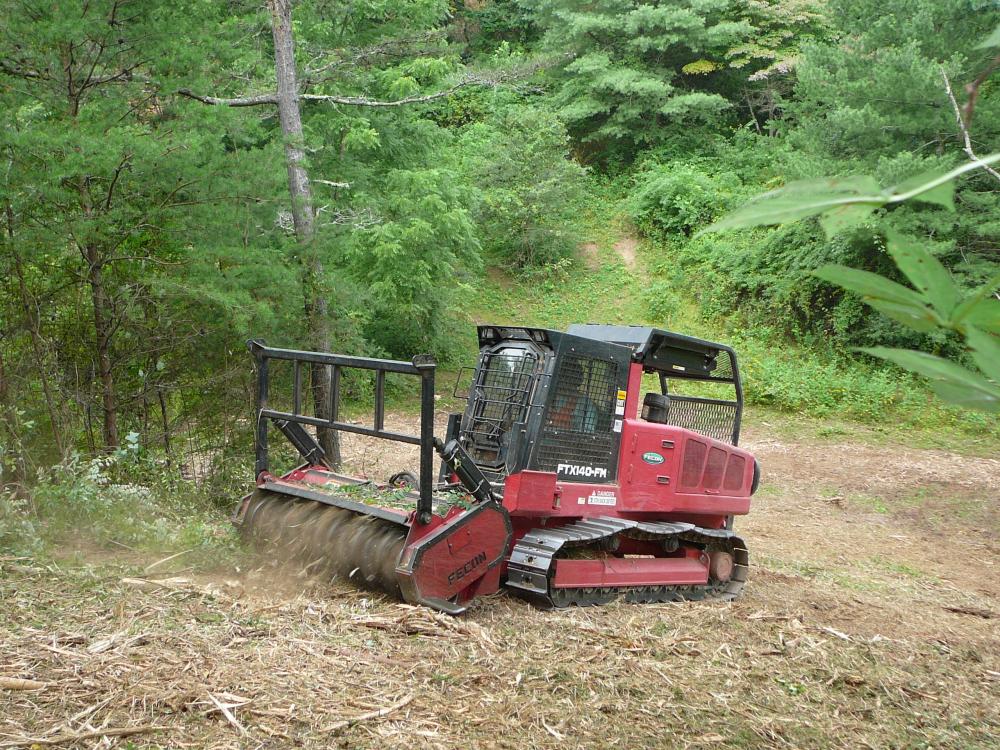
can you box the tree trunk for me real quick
[269,0,340,467]
[5,204,66,457]
[65,38,120,452]
[83,240,119,449]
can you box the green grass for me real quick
[1,451,243,566]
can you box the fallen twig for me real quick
[0,677,49,691]
[143,548,196,574]
[86,631,149,655]
[322,693,413,733]
[942,604,995,619]
[208,692,248,735]
[121,576,192,591]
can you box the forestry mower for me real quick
[235,325,759,614]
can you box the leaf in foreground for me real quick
[863,347,1000,412]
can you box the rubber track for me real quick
[505,517,749,608]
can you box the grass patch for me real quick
[847,493,889,514]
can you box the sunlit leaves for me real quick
[705,152,1000,412]
[700,155,1000,238]
[812,265,942,332]
[862,348,1000,411]
[978,23,1000,49]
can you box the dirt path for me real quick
[1,417,998,749]
[613,236,638,269]
[578,235,639,270]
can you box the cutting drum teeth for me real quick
[242,491,407,598]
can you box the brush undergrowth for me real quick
[1,446,241,563]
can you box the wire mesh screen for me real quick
[535,354,618,480]
[461,350,538,469]
[709,351,735,381]
[666,396,738,445]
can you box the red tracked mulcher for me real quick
[235,325,760,614]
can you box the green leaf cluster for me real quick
[705,155,1000,411]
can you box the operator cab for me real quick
[448,324,747,490]
[567,324,744,446]
[452,326,632,485]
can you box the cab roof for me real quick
[476,324,739,383]
[566,324,738,382]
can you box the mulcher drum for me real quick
[241,491,407,597]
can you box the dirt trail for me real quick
[578,234,639,270]
[613,236,638,269]
[2,416,998,749]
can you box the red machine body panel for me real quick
[501,423,754,522]
[552,556,709,588]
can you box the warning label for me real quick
[586,490,617,506]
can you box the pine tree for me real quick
[531,0,755,156]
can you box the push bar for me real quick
[248,339,438,523]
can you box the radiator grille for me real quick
[667,396,738,445]
[681,439,707,488]
[723,454,746,491]
[703,446,727,489]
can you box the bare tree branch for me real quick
[303,32,444,79]
[175,89,278,107]
[299,62,552,107]
[941,69,1000,184]
[299,83,468,107]
[0,59,50,80]
[962,52,1000,128]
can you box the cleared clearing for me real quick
[1,417,998,749]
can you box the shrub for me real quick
[628,161,745,238]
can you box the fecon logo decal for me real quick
[642,451,665,465]
[448,551,487,585]
[557,463,608,479]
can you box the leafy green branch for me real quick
[700,154,1000,413]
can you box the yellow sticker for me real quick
[617,389,627,400]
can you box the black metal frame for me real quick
[566,324,745,446]
[657,365,744,446]
[248,340,437,523]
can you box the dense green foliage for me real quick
[459,105,587,268]
[626,1,1000,353]
[0,0,998,509]
[704,157,1000,411]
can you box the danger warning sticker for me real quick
[586,490,617,506]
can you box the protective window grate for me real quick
[666,396,738,445]
[535,354,619,479]
[709,351,735,381]
[462,352,537,466]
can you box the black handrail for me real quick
[248,339,437,523]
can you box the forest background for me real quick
[1,0,998,550]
